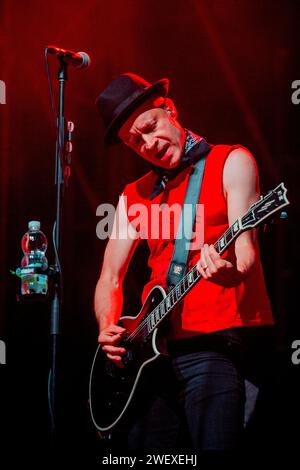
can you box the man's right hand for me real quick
[98,324,127,368]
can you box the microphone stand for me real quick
[49,57,73,444]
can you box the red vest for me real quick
[123,144,273,339]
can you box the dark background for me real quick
[1,0,299,465]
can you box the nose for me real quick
[143,134,157,152]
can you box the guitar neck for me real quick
[164,220,242,317]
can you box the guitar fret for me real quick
[150,313,155,328]
[232,221,239,234]
[219,236,226,249]
[227,227,234,242]
[165,296,171,310]
[154,307,160,323]
[146,316,151,333]
[160,302,165,318]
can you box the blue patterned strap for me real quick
[166,155,206,290]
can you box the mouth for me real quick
[156,144,170,160]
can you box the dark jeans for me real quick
[125,328,246,452]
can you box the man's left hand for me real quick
[197,243,237,287]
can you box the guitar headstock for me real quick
[241,182,289,230]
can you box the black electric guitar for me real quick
[89,182,289,433]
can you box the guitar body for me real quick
[89,285,167,432]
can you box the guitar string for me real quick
[125,265,200,344]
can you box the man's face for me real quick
[118,104,185,169]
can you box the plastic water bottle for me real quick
[17,220,49,296]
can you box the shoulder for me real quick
[224,146,258,179]
[225,146,256,165]
[223,146,259,195]
[207,144,258,180]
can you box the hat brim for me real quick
[104,78,169,145]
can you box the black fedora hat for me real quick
[95,73,169,145]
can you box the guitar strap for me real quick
[166,153,207,290]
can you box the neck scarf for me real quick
[150,129,212,199]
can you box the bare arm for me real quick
[94,194,139,364]
[197,147,260,286]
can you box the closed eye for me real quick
[139,118,156,134]
[128,120,156,147]
[128,134,142,147]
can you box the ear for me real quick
[163,97,178,119]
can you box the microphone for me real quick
[47,45,91,69]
